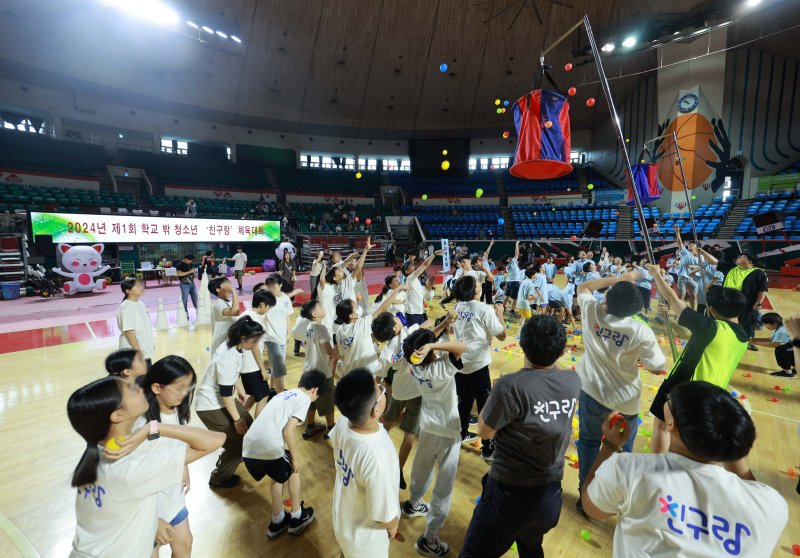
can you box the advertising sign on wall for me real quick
[30,212,280,243]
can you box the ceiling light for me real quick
[673,30,680,35]
[622,36,636,48]
[231,35,242,43]
[186,20,198,29]
[98,0,179,27]
[746,0,762,6]
[601,42,615,52]
[201,25,214,34]
[216,30,228,38]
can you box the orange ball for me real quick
[365,218,372,225]
[545,121,553,128]
[502,131,510,139]
[571,235,577,241]
[568,87,577,96]
[586,98,596,107]
[565,63,573,71]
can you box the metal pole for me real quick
[672,131,708,313]
[540,18,585,58]
[583,15,678,359]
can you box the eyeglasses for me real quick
[159,384,193,397]
[372,384,387,414]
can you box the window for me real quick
[722,175,732,202]
[301,152,354,170]
[226,146,231,161]
[309,155,320,168]
[344,157,355,170]
[472,155,510,171]
[400,159,411,172]
[381,157,410,172]
[160,138,173,154]
[469,158,477,171]
[176,141,188,155]
[570,151,582,164]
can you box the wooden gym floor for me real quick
[0,282,798,557]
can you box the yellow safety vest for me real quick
[722,266,758,291]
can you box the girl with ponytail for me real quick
[67,376,223,558]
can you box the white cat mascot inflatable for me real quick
[52,243,111,294]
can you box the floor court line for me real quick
[84,321,97,341]
[0,512,40,558]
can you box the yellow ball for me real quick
[494,98,501,105]
[355,172,362,179]
[422,194,428,200]
[442,149,448,156]
[410,355,422,365]
[441,160,450,171]
[105,436,125,450]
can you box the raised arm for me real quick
[513,240,520,261]
[353,237,373,281]
[674,225,684,249]
[578,270,641,296]
[646,263,686,315]
[412,250,442,280]
[698,247,718,266]
[372,283,410,318]
[483,240,495,260]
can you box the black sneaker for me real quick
[400,471,407,490]
[771,370,797,378]
[415,534,450,557]
[747,344,758,351]
[288,503,315,535]
[461,433,478,445]
[481,440,495,464]
[209,474,240,489]
[266,514,290,540]
[468,414,478,425]
[302,423,325,440]
[402,499,429,518]
[323,425,334,440]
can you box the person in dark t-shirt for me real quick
[175,253,198,316]
[647,263,748,454]
[722,252,768,348]
[460,315,581,558]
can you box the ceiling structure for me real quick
[0,0,797,140]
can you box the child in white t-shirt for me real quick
[261,275,304,394]
[401,330,467,557]
[371,275,406,315]
[452,274,506,457]
[326,238,373,306]
[574,271,666,505]
[67,376,224,558]
[243,370,326,540]
[582,381,787,558]
[195,316,264,488]
[208,277,241,354]
[138,355,198,557]
[402,250,441,326]
[300,299,340,439]
[116,278,155,364]
[238,290,277,416]
[516,267,536,325]
[104,348,147,381]
[330,368,400,558]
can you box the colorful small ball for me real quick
[568,87,577,96]
[355,172,362,179]
[365,218,372,225]
[565,63,573,72]
[571,235,577,240]
[503,99,509,107]
[442,149,448,156]
[422,194,428,200]
[792,543,800,556]
[501,107,506,113]
[476,188,484,198]
[498,218,505,225]
[691,195,696,200]
[587,184,594,190]
[439,63,448,72]
[586,97,596,107]
[494,98,501,105]
[354,216,360,223]
[496,107,502,114]
[580,529,590,541]
[441,160,450,171]
[502,131,510,139]
[545,120,553,128]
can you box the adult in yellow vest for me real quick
[722,252,768,350]
[646,263,749,454]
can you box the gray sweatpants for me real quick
[409,430,460,539]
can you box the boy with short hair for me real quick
[575,271,666,511]
[400,329,467,557]
[461,316,581,557]
[238,290,277,415]
[516,267,537,325]
[581,381,787,558]
[263,275,304,395]
[300,299,339,439]
[224,245,248,291]
[242,369,326,540]
[209,276,241,353]
[330,368,400,558]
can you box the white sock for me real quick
[272,511,285,524]
[290,509,302,520]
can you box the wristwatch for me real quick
[147,420,160,441]
[792,338,800,349]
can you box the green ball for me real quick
[422,194,428,200]
[475,188,484,198]
[587,184,594,190]
[580,529,591,541]
[691,195,697,200]
[496,108,502,114]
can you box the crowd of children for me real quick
[68,240,795,558]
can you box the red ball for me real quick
[568,87,577,96]
[571,235,577,241]
[354,217,360,223]
[792,543,800,556]
[586,97,596,107]
[564,63,573,71]
[365,218,372,225]
[771,397,779,402]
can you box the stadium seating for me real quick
[634,200,732,240]
[511,202,618,240]
[294,203,389,234]
[119,150,266,190]
[403,204,504,239]
[0,183,136,213]
[272,168,381,195]
[391,172,497,197]
[148,194,278,220]
[505,170,580,195]
[0,129,110,177]
[736,191,800,239]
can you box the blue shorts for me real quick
[404,313,427,327]
[170,507,189,526]
[505,281,520,299]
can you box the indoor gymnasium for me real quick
[1,0,800,557]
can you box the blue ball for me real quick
[498,218,505,225]
[731,391,738,397]
[503,99,509,107]
[439,63,448,72]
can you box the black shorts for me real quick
[548,299,565,309]
[505,281,520,298]
[240,370,270,402]
[244,451,294,484]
